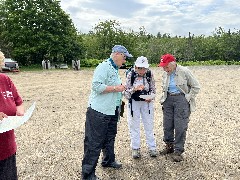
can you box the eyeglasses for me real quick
[136,67,147,70]
[120,53,126,59]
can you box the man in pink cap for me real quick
[158,54,200,162]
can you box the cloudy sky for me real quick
[60,0,240,37]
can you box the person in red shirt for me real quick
[0,51,25,180]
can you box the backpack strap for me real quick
[130,70,137,86]
[125,66,134,77]
[129,98,133,117]
[146,70,151,86]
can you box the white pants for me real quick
[127,99,156,150]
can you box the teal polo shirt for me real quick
[88,58,122,115]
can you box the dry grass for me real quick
[7,66,240,180]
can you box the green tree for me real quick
[90,20,135,60]
[212,27,240,61]
[0,0,83,65]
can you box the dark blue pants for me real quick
[82,107,119,180]
[0,154,18,180]
[162,94,190,153]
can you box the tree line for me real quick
[0,0,240,66]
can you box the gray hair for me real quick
[0,51,5,62]
[110,52,117,59]
[169,61,176,66]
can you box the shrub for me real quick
[80,59,103,67]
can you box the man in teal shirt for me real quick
[82,45,132,180]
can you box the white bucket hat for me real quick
[135,56,149,68]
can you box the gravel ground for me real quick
[6,65,240,180]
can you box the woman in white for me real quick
[123,56,157,158]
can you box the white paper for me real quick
[0,102,36,133]
[139,94,156,100]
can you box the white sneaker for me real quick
[132,149,141,159]
[149,149,157,157]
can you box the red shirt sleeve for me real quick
[7,76,23,106]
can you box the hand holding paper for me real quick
[0,102,36,133]
[0,112,8,120]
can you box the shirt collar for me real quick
[109,58,118,70]
[170,70,176,76]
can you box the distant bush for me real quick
[21,64,42,71]
[80,59,103,67]
[179,60,240,66]
[20,59,240,71]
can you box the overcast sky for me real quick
[60,0,240,37]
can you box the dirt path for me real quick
[7,66,240,180]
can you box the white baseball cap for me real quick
[135,56,149,68]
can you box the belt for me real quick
[167,92,184,96]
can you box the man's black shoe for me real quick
[81,174,100,180]
[102,161,122,169]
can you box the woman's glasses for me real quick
[136,67,147,70]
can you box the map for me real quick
[0,102,36,133]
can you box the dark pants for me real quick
[0,154,18,180]
[162,94,190,153]
[82,107,119,180]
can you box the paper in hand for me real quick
[139,94,156,100]
[0,102,36,133]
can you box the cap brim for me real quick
[159,62,168,67]
[135,63,149,68]
[124,52,133,58]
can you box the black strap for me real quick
[131,69,151,86]
[129,98,133,117]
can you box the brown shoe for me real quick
[159,143,174,155]
[171,152,183,162]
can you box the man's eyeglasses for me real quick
[120,53,126,59]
